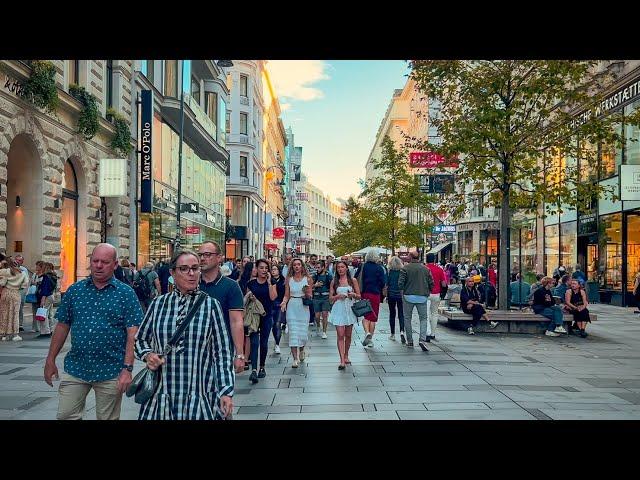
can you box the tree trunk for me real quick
[498,188,511,311]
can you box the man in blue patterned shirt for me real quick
[44,243,143,420]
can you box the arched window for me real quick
[60,160,79,292]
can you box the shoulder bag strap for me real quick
[163,292,207,355]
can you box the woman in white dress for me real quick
[328,261,361,370]
[281,258,313,368]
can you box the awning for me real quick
[427,241,453,255]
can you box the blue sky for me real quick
[268,60,411,201]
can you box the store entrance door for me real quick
[624,212,640,307]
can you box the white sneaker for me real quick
[12,335,22,342]
[554,326,568,334]
[0,336,7,341]
[274,345,281,354]
[489,321,499,329]
[389,334,396,341]
[467,327,475,335]
[321,332,327,339]
[545,330,560,337]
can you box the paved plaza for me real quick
[2,302,640,420]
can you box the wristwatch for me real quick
[234,354,245,360]
[122,364,134,372]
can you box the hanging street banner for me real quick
[140,90,153,213]
[272,227,285,239]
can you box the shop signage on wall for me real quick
[620,164,640,201]
[572,77,640,129]
[272,227,285,239]
[457,222,499,232]
[417,174,455,194]
[432,224,456,234]
[410,152,459,169]
[578,211,598,235]
[140,90,154,213]
[99,158,127,197]
[185,226,200,235]
[3,74,27,98]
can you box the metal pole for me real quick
[175,60,185,252]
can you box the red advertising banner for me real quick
[272,227,285,239]
[410,152,459,169]
[185,226,200,235]
[265,243,279,250]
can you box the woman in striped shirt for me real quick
[134,250,235,420]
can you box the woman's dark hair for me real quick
[561,274,570,285]
[332,261,354,292]
[255,258,270,270]
[238,261,254,294]
[271,263,283,278]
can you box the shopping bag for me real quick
[35,307,48,322]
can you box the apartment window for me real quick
[105,60,114,111]
[226,110,231,134]
[240,156,248,177]
[164,60,179,97]
[191,76,200,103]
[226,160,230,176]
[205,91,217,123]
[145,60,154,83]
[240,75,248,97]
[240,113,248,135]
[68,60,80,86]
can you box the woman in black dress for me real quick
[565,279,591,338]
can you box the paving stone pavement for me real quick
[2,303,640,420]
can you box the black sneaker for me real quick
[19,327,24,332]
[419,341,429,352]
[258,368,266,378]
[249,371,259,384]
[400,332,406,344]
[425,336,431,343]
[37,333,52,338]
[580,330,588,338]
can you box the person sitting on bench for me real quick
[532,277,567,337]
[460,277,498,335]
[509,273,531,309]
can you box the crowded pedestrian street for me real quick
[2,302,640,420]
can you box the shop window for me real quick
[600,213,623,291]
[599,122,623,179]
[625,100,640,165]
[191,76,200,104]
[627,214,640,292]
[60,160,78,293]
[560,221,577,273]
[545,224,559,277]
[164,60,179,98]
[579,139,598,183]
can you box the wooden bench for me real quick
[438,308,597,334]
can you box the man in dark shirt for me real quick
[532,276,567,337]
[44,243,143,420]
[157,258,171,294]
[312,260,333,339]
[198,242,245,375]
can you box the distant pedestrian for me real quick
[14,254,30,332]
[157,258,171,294]
[280,258,313,368]
[358,251,386,348]
[565,279,591,338]
[328,261,360,369]
[0,257,30,341]
[312,260,332,339]
[44,243,143,420]
[270,264,286,354]
[425,253,446,341]
[460,277,497,335]
[386,256,405,343]
[398,251,433,350]
[572,264,587,285]
[133,262,161,312]
[34,262,57,338]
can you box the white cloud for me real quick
[267,60,330,102]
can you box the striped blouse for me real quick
[134,290,235,420]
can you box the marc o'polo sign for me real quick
[140,90,153,213]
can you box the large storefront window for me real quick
[458,231,473,257]
[511,217,537,283]
[626,100,640,165]
[545,224,559,277]
[560,221,577,273]
[580,139,598,183]
[479,230,498,267]
[600,213,622,291]
[60,160,78,293]
[600,123,623,179]
[627,213,640,293]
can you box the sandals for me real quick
[344,359,352,365]
[292,359,299,368]
[338,364,346,370]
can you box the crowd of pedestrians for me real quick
[0,241,600,421]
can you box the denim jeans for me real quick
[539,305,564,331]
[388,297,404,334]
[402,298,429,344]
[250,314,273,370]
[271,302,282,346]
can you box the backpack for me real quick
[133,270,152,301]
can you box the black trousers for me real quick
[462,304,486,328]
[388,297,404,334]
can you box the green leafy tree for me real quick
[360,136,437,255]
[328,196,381,256]
[410,60,640,310]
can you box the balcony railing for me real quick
[185,93,217,142]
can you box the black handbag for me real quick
[351,298,373,317]
[302,297,314,306]
[126,292,207,404]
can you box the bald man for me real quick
[44,243,143,420]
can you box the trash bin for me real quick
[586,281,599,304]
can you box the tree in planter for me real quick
[410,60,640,311]
[107,108,133,157]
[359,136,438,255]
[21,60,59,113]
[69,84,99,140]
[328,196,381,256]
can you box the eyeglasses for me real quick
[176,265,201,274]
[199,252,220,258]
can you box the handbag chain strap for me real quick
[162,292,207,356]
